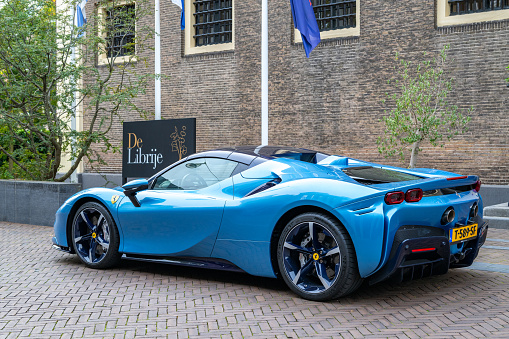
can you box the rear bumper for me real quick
[450,221,488,268]
[369,221,488,285]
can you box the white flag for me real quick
[171,0,185,29]
[75,0,88,27]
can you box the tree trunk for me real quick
[8,141,13,173]
[409,141,420,168]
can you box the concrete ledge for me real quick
[484,216,509,230]
[0,180,81,227]
[479,185,509,207]
[484,203,509,218]
[483,203,509,229]
[79,173,123,190]
[79,173,145,190]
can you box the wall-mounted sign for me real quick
[122,118,196,181]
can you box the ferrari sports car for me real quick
[52,146,488,301]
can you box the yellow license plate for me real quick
[450,224,478,243]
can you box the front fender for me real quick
[53,187,126,249]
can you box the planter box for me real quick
[0,180,81,227]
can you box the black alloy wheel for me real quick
[71,202,121,269]
[277,213,363,301]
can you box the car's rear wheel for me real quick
[71,202,121,269]
[277,213,362,301]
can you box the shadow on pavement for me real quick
[55,252,504,304]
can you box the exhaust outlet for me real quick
[470,203,479,218]
[441,207,455,225]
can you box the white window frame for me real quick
[97,0,137,65]
[294,0,360,44]
[184,0,235,55]
[437,0,509,26]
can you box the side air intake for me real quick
[245,178,282,197]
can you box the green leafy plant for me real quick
[0,0,155,180]
[377,45,472,168]
[0,126,52,179]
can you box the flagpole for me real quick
[70,4,80,184]
[261,0,268,145]
[70,45,78,183]
[155,0,161,120]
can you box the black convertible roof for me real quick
[218,145,329,159]
[187,145,330,167]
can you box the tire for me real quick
[71,202,121,269]
[277,213,363,301]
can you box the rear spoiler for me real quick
[369,175,479,193]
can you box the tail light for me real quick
[474,180,481,192]
[405,188,423,202]
[385,191,405,205]
[411,248,436,253]
[447,175,468,181]
[385,188,423,205]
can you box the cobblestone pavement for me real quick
[1,222,509,338]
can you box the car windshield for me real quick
[342,166,423,185]
[153,158,238,190]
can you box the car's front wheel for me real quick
[71,202,121,269]
[277,213,362,301]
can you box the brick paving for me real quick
[1,222,509,338]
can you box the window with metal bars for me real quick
[449,0,509,15]
[311,0,356,32]
[106,4,136,58]
[193,0,233,47]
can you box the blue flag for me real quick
[171,0,185,30]
[75,0,88,28]
[290,0,321,58]
[74,0,88,37]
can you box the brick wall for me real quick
[84,0,509,184]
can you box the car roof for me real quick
[188,145,330,167]
[218,145,327,158]
[149,146,332,184]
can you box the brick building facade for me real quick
[83,0,509,184]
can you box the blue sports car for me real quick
[52,146,488,301]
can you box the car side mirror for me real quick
[122,179,149,207]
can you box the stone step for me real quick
[484,203,509,218]
[484,216,509,230]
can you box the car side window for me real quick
[153,157,238,190]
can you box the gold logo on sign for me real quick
[170,126,188,160]
[111,195,120,204]
[313,253,320,261]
